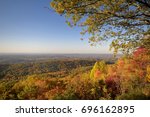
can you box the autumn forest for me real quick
[0,0,150,100]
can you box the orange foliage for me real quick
[94,70,101,78]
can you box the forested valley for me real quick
[0,0,150,100]
[0,51,149,100]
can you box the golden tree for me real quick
[50,0,150,54]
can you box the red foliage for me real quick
[133,47,147,58]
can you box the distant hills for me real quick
[0,53,121,64]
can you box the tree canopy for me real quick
[50,0,150,54]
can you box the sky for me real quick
[0,0,111,54]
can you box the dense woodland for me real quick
[0,0,150,100]
[0,50,149,100]
[0,56,103,99]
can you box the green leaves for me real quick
[50,0,150,54]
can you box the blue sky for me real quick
[0,0,111,54]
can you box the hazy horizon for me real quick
[0,52,114,55]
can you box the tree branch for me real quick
[135,0,150,8]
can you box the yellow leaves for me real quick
[90,88,96,95]
[50,1,65,14]
[90,61,107,81]
[71,15,81,24]
[50,2,55,8]
[56,2,65,14]
[146,65,150,82]
[70,1,75,6]
[57,2,63,8]
[111,32,117,36]
[66,20,72,27]
[57,9,64,14]
[50,0,150,55]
